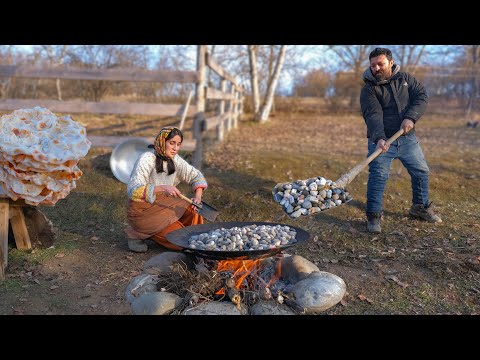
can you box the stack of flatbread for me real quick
[0,107,91,206]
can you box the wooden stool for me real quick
[0,197,33,280]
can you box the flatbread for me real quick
[0,107,91,205]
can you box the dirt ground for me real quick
[1,106,479,315]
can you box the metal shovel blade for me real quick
[192,201,219,222]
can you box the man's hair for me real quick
[369,47,393,61]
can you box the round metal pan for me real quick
[166,221,311,260]
[110,138,153,184]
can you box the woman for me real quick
[125,127,208,252]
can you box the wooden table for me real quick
[0,196,32,280]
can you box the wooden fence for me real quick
[0,45,244,169]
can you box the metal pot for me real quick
[166,221,310,260]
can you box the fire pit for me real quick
[125,225,347,315]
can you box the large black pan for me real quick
[166,221,310,260]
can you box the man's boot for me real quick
[409,202,442,223]
[366,212,382,233]
[128,239,148,253]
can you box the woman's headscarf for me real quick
[152,127,182,175]
[153,127,177,158]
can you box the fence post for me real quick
[0,199,8,280]
[217,116,224,142]
[192,112,205,169]
[193,45,207,169]
[196,45,207,113]
[227,85,234,131]
[178,90,193,131]
[216,79,227,141]
[219,79,227,115]
[233,90,239,129]
[239,94,244,116]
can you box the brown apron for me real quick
[125,193,203,250]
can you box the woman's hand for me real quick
[191,188,203,212]
[190,197,201,212]
[193,188,203,205]
[191,197,202,205]
[155,185,181,197]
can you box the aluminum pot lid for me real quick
[110,138,153,184]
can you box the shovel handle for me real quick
[364,129,405,165]
[178,193,199,207]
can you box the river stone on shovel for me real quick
[272,176,352,219]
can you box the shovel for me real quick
[178,194,219,222]
[273,129,405,213]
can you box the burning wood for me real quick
[224,277,241,309]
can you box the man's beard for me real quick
[375,68,392,82]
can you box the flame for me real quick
[214,256,283,296]
[216,260,260,292]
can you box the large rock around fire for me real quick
[143,252,193,275]
[124,274,159,304]
[289,271,346,314]
[183,301,246,315]
[249,301,296,315]
[280,254,320,283]
[131,292,183,315]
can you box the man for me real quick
[360,47,442,233]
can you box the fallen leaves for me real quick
[385,274,410,288]
[358,294,374,304]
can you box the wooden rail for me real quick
[88,135,196,151]
[0,99,197,117]
[0,65,199,83]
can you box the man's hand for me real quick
[401,119,415,133]
[376,139,389,153]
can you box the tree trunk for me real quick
[248,45,260,114]
[465,45,479,118]
[255,45,287,123]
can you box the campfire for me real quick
[125,251,347,315]
[214,256,284,309]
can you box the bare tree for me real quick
[37,45,69,100]
[153,45,196,100]
[255,45,287,123]
[0,46,15,98]
[67,45,150,101]
[248,45,260,113]
[464,45,480,117]
[390,45,426,74]
[327,45,371,108]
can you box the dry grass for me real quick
[1,104,479,315]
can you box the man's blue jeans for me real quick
[366,132,430,214]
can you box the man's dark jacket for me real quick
[360,64,428,144]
